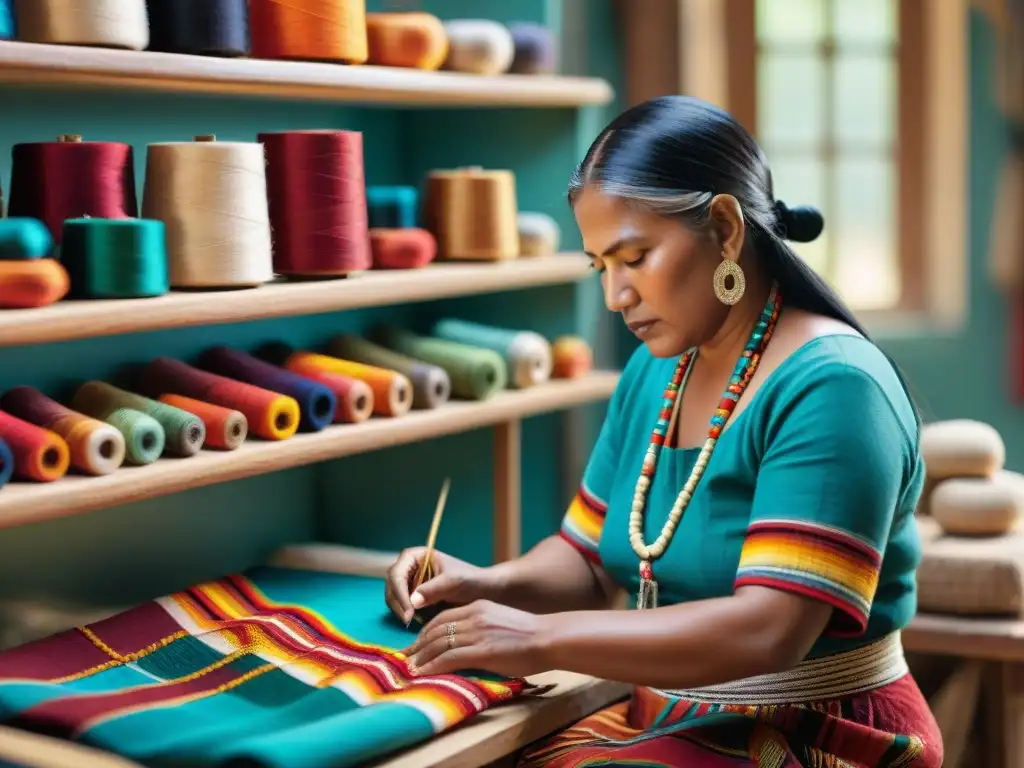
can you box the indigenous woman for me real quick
[386,96,941,767]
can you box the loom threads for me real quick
[0,0,14,40]
[0,260,69,309]
[138,357,299,441]
[158,394,248,451]
[424,168,519,261]
[552,335,593,379]
[280,351,411,419]
[370,228,437,270]
[61,218,169,299]
[517,212,561,257]
[259,130,371,278]
[0,219,53,259]
[367,186,418,229]
[0,387,125,476]
[8,136,138,245]
[0,438,12,489]
[508,22,557,75]
[198,347,336,433]
[373,325,506,401]
[142,136,273,288]
[442,20,515,76]
[249,0,368,64]
[365,12,447,70]
[432,318,552,389]
[14,0,149,50]
[327,333,450,410]
[145,0,251,57]
[0,410,70,482]
[72,381,205,457]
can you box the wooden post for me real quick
[493,420,522,563]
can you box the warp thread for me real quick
[141,136,273,288]
[145,0,251,57]
[61,393,163,466]
[508,22,557,75]
[277,350,411,419]
[370,228,436,270]
[0,410,70,482]
[197,347,336,433]
[61,218,169,299]
[14,0,149,50]
[327,334,450,410]
[365,12,447,70]
[371,325,506,401]
[442,19,514,76]
[424,168,519,261]
[367,186,418,229]
[249,0,368,64]
[0,0,14,40]
[0,387,126,476]
[432,318,552,389]
[552,335,593,380]
[0,260,69,309]
[260,130,371,277]
[138,357,299,441]
[8,136,138,245]
[257,345,375,424]
[0,438,12,489]
[158,394,248,451]
[0,218,54,260]
[72,381,205,457]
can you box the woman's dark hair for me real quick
[570,95,922,427]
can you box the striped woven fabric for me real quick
[0,567,532,767]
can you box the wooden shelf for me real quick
[0,255,594,347]
[0,373,620,530]
[0,41,613,107]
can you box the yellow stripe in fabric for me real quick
[50,628,190,684]
[738,536,878,598]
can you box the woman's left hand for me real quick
[404,599,549,678]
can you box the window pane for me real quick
[832,0,897,45]
[756,0,826,44]
[833,157,899,309]
[833,54,896,147]
[766,154,830,277]
[758,53,826,146]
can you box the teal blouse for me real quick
[560,335,925,659]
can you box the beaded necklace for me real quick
[629,282,781,610]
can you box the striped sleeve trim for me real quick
[734,519,883,637]
[559,483,607,563]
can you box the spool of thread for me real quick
[442,20,515,76]
[158,394,248,451]
[0,410,70,482]
[278,350,411,419]
[0,438,12,489]
[0,387,125,476]
[0,219,54,260]
[61,218,169,299]
[138,357,299,441]
[372,326,506,401]
[72,381,205,458]
[257,346,375,425]
[517,212,560,257]
[259,130,371,278]
[14,0,149,50]
[432,318,552,389]
[327,334,450,410]
[145,0,251,57]
[367,186,418,229]
[508,22,557,75]
[370,228,437,270]
[198,347,336,433]
[365,12,447,70]
[63,397,163,466]
[424,168,519,261]
[0,260,69,309]
[142,136,273,288]
[0,0,14,40]
[8,136,138,245]
[552,335,593,379]
[249,0,368,64]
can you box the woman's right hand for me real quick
[385,547,493,625]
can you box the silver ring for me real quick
[445,621,457,650]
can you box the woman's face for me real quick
[573,186,732,358]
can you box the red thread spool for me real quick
[0,410,70,482]
[370,228,437,270]
[7,135,138,245]
[259,130,371,278]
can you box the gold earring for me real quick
[713,260,745,305]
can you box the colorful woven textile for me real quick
[0,567,531,767]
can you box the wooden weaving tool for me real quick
[409,476,450,626]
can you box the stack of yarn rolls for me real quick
[0,320,593,492]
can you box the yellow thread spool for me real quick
[423,168,519,261]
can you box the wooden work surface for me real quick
[904,613,1024,662]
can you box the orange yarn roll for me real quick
[158,394,248,451]
[0,410,70,482]
[552,336,593,379]
[250,0,369,64]
[370,228,437,270]
[284,351,412,418]
[0,259,69,308]
[366,12,448,70]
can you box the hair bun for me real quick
[773,200,824,243]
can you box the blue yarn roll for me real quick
[367,186,418,229]
[0,0,13,40]
[197,346,336,433]
[0,437,13,489]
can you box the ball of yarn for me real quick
[508,22,557,74]
[14,0,149,50]
[0,218,53,259]
[0,260,69,309]
[931,472,1024,536]
[921,419,1006,480]
[552,336,593,379]
[366,12,447,70]
[370,228,437,270]
[442,19,515,76]
[517,211,560,257]
[0,0,14,41]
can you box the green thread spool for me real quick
[60,218,169,299]
[0,218,53,259]
[431,318,552,389]
[326,333,451,410]
[65,395,164,466]
[72,381,205,457]
[372,326,506,401]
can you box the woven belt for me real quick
[649,632,909,705]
